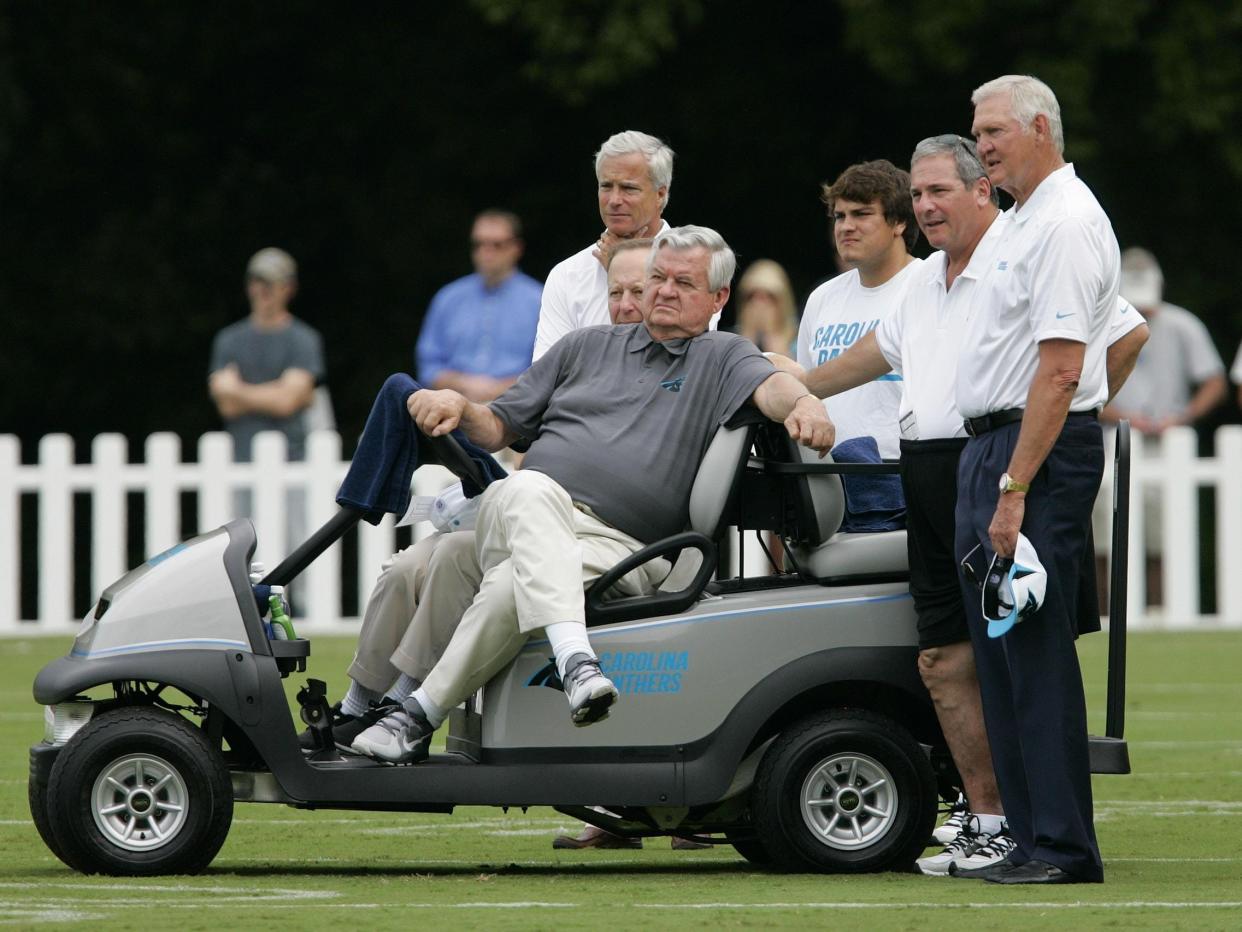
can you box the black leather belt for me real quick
[963,407,1099,437]
[963,408,1024,436]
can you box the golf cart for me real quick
[28,413,1133,876]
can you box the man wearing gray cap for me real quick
[209,247,326,462]
[209,248,326,562]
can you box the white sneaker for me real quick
[917,824,981,876]
[563,655,618,726]
[350,701,432,763]
[951,824,1016,873]
[932,794,971,845]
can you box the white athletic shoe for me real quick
[931,793,971,846]
[950,825,1016,873]
[349,701,432,764]
[917,824,981,876]
[563,655,618,726]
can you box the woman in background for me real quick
[734,259,798,357]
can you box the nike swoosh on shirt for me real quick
[1054,311,1075,319]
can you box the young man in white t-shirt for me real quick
[796,159,923,460]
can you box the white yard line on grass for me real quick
[0,882,337,901]
[10,900,1239,912]
[1136,683,1242,692]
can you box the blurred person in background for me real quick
[734,259,798,357]
[209,247,325,463]
[416,210,543,403]
[1097,247,1225,607]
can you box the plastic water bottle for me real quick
[268,587,295,640]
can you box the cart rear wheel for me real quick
[752,709,936,873]
[46,708,233,875]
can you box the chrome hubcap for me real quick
[91,753,189,851]
[799,751,897,850]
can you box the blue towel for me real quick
[336,373,507,525]
[832,435,906,533]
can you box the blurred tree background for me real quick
[2,0,1241,456]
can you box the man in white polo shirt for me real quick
[797,159,922,460]
[798,134,1147,879]
[533,130,674,360]
[950,74,1120,885]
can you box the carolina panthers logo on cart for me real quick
[526,658,562,690]
[526,650,692,695]
[660,377,686,393]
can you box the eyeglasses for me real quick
[470,237,516,250]
[930,133,986,174]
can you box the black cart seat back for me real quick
[585,423,755,625]
[766,430,909,583]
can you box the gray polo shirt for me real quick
[489,324,775,543]
[208,317,325,461]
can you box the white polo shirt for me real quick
[955,164,1120,419]
[533,220,674,362]
[877,214,1145,441]
[797,259,923,459]
[875,213,1009,440]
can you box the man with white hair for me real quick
[310,241,659,755]
[949,75,1119,884]
[795,134,1147,878]
[533,130,676,359]
[350,225,832,764]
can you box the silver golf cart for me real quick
[28,417,1132,875]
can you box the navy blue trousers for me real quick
[955,416,1105,881]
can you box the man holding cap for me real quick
[951,75,1118,885]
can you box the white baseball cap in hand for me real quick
[982,533,1047,638]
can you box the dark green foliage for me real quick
[1,1,1239,451]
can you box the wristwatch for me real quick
[998,472,1030,494]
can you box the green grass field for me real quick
[2,630,1239,930]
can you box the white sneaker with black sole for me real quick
[563,654,618,726]
[349,699,433,764]
[931,793,971,846]
[917,823,982,876]
[949,825,1016,874]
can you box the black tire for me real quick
[752,709,937,873]
[45,708,233,875]
[728,833,774,867]
[29,771,79,870]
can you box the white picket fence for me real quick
[0,431,456,635]
[1,426,1240,635]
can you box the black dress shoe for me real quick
[987,859,1092,884]
[949,857,1018,880]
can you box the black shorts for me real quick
[900,437,969,650]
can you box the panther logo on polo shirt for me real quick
[660,377,686,393]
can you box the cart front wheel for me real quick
[46,707,233,875]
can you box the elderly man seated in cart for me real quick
[350,225,833,763]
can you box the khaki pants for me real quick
[347,531,481,693]
[420,470,668,710]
